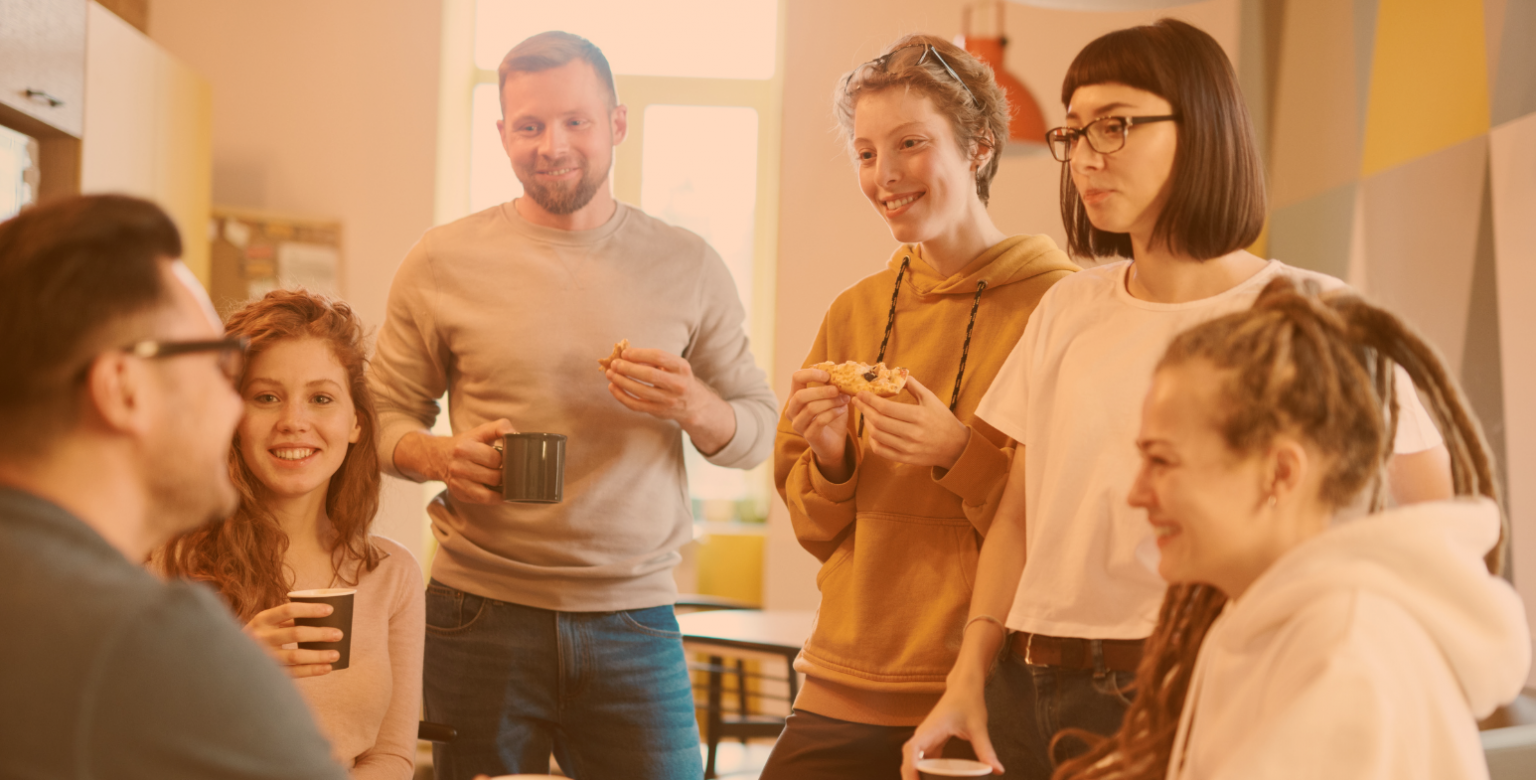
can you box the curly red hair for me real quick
[157,289,383,621]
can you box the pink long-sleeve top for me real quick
[292,536,424,779]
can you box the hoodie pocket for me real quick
[806,512,977,682]
[816,536,854,590]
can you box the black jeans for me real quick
[983,642,1137,780]
[759,709,978,780]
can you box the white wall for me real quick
[765,0,1239,609]
[148,0,443,567]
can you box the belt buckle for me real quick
[1024,633,1040,666]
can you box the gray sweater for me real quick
[0,488,344,780]
[370,201,776,611]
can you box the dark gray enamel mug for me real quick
[498,432,566,503]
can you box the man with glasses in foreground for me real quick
[0,195,344,779]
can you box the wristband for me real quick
[964,614,1007,637]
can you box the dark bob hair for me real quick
[1059,19,1266,260]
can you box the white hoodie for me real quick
[1166,498,1530,780]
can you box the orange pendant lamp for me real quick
[960,0,1047,152]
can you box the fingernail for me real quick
[329,630,343,640]
[322,605,334,614]
[329,651,340,661]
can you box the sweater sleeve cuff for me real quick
[377,414,426,481]
[932,428,1009,505]
[702,399,761,469]
[808,439,860,503]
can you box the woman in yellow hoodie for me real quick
[763,34,1077,779]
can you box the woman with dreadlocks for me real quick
[1050,277,1529,780]
[904,19,1454,780]
[766,33,1077,779]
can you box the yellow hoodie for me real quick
[775,235,1077,726]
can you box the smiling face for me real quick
[853,89,984,245]
[1066,82,1179,241]
[237,337,360,505]
[498,59,626,217]
[1128,360,1283,596]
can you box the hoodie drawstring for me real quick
[950,279,986,412]
[859,258,910,437]
[858,257,987,437]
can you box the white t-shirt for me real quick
[976,259,1443,640]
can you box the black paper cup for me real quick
[500,432,566,503]
[916,758,993,779]
[288,588,356,670]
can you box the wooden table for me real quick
[678,610,814,778]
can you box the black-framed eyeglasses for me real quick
[125,336,249,384]
[1045,115,1178,162]
[853,42,979,108]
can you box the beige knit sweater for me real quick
[369,201,777,611]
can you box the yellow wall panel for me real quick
[1361,0,1490,176]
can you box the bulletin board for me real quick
[209,208,343,318]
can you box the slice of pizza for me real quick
[811,360,910,397]
[598,339,630,372]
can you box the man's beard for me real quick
[518,155,607,215]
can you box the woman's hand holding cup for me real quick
[787,367,853,482]
[243,601,342,679]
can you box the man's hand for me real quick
[853,376,970,470]
[395,418,516,505]
[785,367,852,482]
[606,346,736,455]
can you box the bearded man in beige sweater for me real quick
[368,32,775,780]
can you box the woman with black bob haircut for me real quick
[903,19,1453,780]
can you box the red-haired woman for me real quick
[158,290,424,780]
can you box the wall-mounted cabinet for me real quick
[0,0,87,138]
[78,1,212,283]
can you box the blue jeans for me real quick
[423,580,704,780]
[983,641,1136,780]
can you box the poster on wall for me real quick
[209,208,343,317]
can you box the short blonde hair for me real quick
[834,34,1010,205]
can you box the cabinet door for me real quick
[0,0,87,137]
[80,1,212,284]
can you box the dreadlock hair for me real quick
[1051,276,1502,780]
[157,289,383,621]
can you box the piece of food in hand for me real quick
[811,361,910,397]
[598,339,630,372]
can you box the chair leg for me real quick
[706,654,724,779]
[786,653,799,702]
[735,658,750,746]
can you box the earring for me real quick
[1267,495,1278,509]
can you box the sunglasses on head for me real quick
[849,42,979,109]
